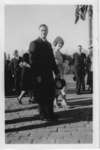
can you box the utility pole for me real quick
[88,5,93,47]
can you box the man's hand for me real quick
[36,76,42,83]
[12,74,14,78]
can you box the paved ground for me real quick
[5,74,93,144]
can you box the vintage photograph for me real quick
[5,4,93,144]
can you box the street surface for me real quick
[5,75,93,144]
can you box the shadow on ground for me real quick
[5,105,92,133]
[5,97,92,114]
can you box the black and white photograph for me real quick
[2,0,99,147]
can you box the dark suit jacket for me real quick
[28,37,60,99]
[29,37,59,77]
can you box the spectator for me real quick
[86,46,93,93]
[10,50,22,95]
[17,53,33,104]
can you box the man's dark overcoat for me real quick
[73,52,86,93]
[29,37,59,117]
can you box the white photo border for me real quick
[0,0,99,149]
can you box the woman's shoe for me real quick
[29,99,34,104]
[17,97,22,104]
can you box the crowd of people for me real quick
[72,45,93,94]
[4,24,93,121]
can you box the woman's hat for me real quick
[55,78,66,89]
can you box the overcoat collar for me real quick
[37,37,47,43]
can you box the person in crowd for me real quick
[53,36,64,78]
[29,24,60,121]
[53,36,70,109]
[72,52,80,94]
[86,46,93,93]
[4,52,8,95]
[63,59,70,74]
[8,54,11,62]
[78,45,87,91]
[73,45,86,94]
[17,53,33,104]
[4,53,12,95]
[10,50,22,95]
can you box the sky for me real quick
[5,5,89,57]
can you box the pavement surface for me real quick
[5,74,93,144]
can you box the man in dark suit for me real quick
[10,50,22,95]
[73,45,86,94]
[29,24,60,121]
[78,45,86,92]
[73,52,81,94]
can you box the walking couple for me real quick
[18,24,69,121]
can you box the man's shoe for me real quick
[29,99,35,104]
[76,91,81,95]
[47,114,59,121]
[39,114,48,121]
